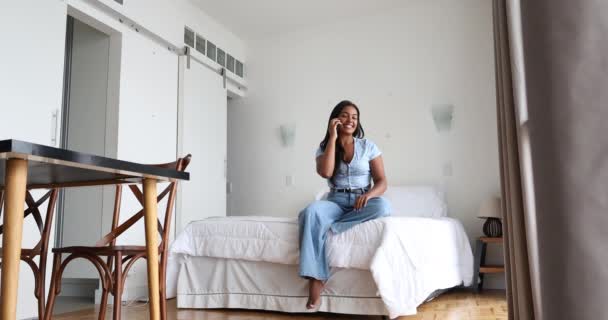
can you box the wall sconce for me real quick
[431,104,454,132]
[279,124,296,147]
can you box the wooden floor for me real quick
[52,290,507,320]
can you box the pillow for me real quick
[382,186,447,218]
[314,185,447,218]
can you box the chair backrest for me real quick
[0,188,59,254]
[95,154,192,252]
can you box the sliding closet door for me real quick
[177,57,227,234]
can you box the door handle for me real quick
[51,109,59,146]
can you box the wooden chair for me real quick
[44,154,191,320]
[0,188,59,320]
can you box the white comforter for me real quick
[169,216,473,318]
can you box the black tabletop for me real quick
[0,139,189,188]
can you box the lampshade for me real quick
[478,196,502,219]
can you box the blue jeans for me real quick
[298,192,391,280]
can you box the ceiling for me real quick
[190,0,405,39]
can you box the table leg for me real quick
[473,239,483,293]
[143,178,160,320]
[1,159,28,320]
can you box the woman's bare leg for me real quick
[306,278,325,309]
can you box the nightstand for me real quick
[472,237,505,292]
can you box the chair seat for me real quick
[52,245,164,256]
[0,247,40,258]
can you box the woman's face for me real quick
[337,105,359,135]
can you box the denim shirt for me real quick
[315,138,382,189]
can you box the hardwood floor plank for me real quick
[52,290,507,320]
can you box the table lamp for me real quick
[478,196,502,237]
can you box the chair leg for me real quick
[38,256,48,320]
[160,286,167,320]
[112,252,123,320]
[37,291,45,320]
[22,257,46,320]
[44,253,62,320]
[98,288,109,320]
[159,260,167,320]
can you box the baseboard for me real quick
[94,283,149,304]
[59,278,99,298]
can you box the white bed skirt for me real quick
[176,256,391,316]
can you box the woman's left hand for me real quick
[354,193,372,210]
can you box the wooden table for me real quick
[0,139,189,320]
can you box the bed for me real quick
[166,186,474,318]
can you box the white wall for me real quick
[0,0,245,316]
[228,0,504,287]
[0,1,67,318]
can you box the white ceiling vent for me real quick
[195,35,206,55]
[226,54,235,72]
[183,25,244,78]
[235,60,243,77]
[206,41,217,61]
[184,27,195,47]
[217,48,226,67]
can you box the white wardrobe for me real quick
[177,56,228,234]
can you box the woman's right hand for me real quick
[328,118,341,140]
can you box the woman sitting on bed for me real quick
[299,100,391,309]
